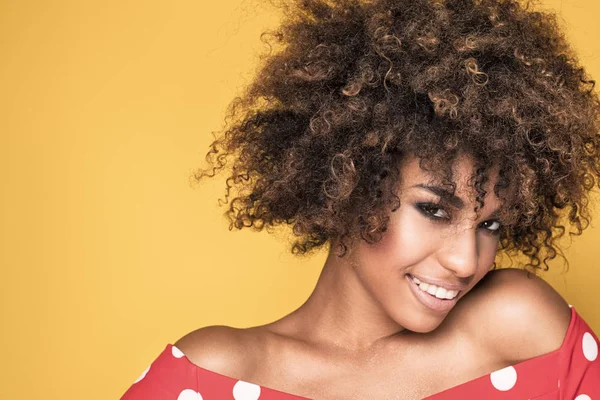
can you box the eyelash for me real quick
[415,202,502,235]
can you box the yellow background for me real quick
[1,0,599,398]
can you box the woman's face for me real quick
[349,153,505,333]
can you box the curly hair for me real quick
[192,0,600,273]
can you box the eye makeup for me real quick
[414,201,502,235]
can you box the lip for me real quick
[406,274,460,313]
[408,274,467,292]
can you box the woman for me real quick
[121,0,600,398]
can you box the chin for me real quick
[406,319,445,334]
[390,308,449,334]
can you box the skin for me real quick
[175,153,572,400]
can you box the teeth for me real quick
[410,275,459,300]
[435,287,449,298]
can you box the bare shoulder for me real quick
[456,268,572,363]
[174,324,264,378]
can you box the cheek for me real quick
[365,210,437,267]
[480,238,500,267]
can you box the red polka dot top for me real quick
[121,306,600,399]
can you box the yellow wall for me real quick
[1,1,599,398]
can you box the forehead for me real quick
[398,153,505,199]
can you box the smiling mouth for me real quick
[406,275,461,313]
[407,274,460,300]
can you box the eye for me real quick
[479,219,502,235]
[415,202,450,220]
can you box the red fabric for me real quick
[121,306,599,399]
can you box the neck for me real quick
[272,245,408,352]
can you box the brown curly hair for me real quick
[192,0,600,272]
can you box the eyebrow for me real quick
[412,184,465,208]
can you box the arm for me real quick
[459,268,600,396]
[458,268,573,365]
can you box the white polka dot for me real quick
[583,332,598,361]
[177,389,203,400]
[490,366,517,391]
[233,380,261,400]
[172,345,185,358]
[133,365,150,383]
[575,395,591,400]
[569,304,573,308]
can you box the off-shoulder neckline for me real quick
[167,305,578,399]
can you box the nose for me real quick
[436,226,479,278]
